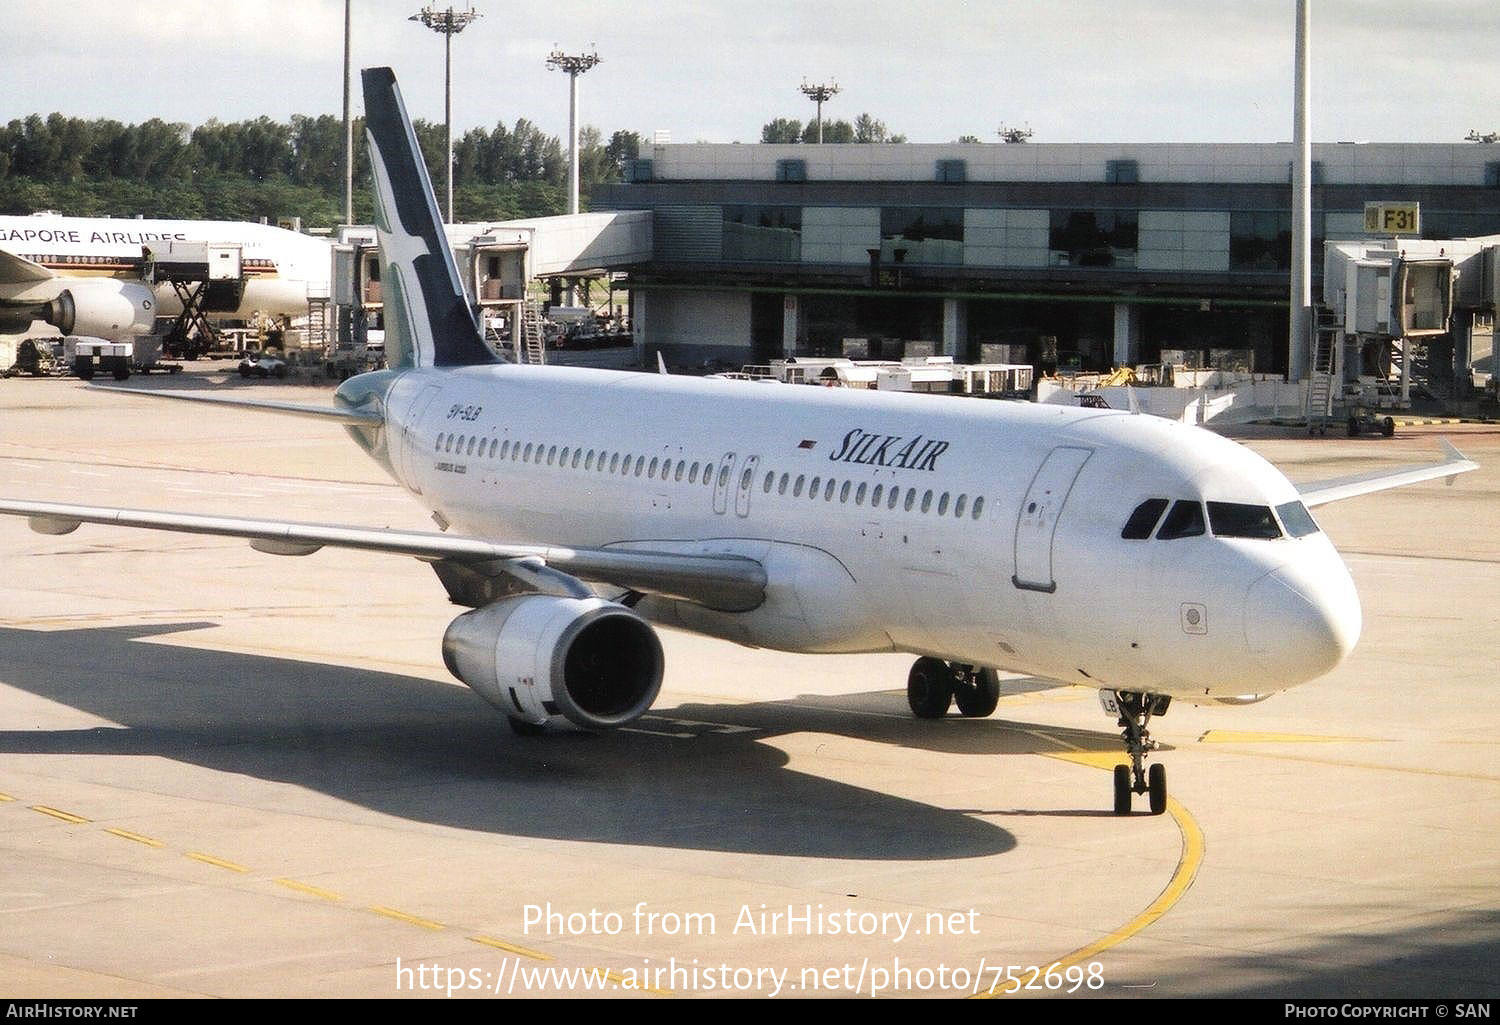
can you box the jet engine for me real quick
[41,280,156,337]
[442,595,665,730]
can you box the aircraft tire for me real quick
[907,657,953,719]
[1113,765,1132,815]
[1148,763,1167,816]
[954,667,1001,718]
[508,717,548,737]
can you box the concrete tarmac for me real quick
[0,365,1496,998]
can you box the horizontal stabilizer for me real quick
[88,386,384,427]
[1296,440,1478,507]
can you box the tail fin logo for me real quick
[360,66,496,370]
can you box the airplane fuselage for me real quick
[339,364,1362,703]
[0,214,330,321]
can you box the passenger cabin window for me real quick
[1276,500,1321,538]
[1121,498,1170,540]
[1207,502,1282,540]
[1156,500,1206,540]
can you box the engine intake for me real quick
[442,595,664,730]
[42,280,155,337]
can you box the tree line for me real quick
[761,113,906,144]
[0,107,921,228]
[0,112,643,227]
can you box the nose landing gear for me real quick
[1103,690,1171,815]
[906,658,1002,719]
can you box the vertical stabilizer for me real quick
[360,66,495,369]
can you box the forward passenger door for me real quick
[1013,446,1093,593]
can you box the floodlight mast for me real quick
[547,48,602,215]
[409,3,481,223]
[799,80,840,144]
[1289,0,1312,383]
[343,0,352,227]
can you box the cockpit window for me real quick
[1207,502,1282,540]
[1121,498,1169,540]
[1275,500,1321,538]
[1156,500,1206,540]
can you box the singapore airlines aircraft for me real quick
[0,212,330,340]
[0,69,1478,816]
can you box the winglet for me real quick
[1439,439,1470,485]
[656,351,669,376]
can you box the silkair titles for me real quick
[828,429,949,472]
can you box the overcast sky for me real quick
[4,0,1497,145]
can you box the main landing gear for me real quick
[907,657,1001,719]
[1104,690,1171,816]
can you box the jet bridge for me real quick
[1311,234,1500,425]
[332,211,651,365]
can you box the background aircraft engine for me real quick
[42,280,155,337]
[442,595,665,729]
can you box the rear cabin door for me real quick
[734,455,760,517]
[712,452,737,515]
[1012,446,1092,593]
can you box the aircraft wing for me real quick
[0,246,57,285]
[1296,440,1478,508]
[86,386,385,426]
[0,498,766,613]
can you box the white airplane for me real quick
[0,212,330,342]
[0,68,1478,815]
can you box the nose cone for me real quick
[1244,564,1361,686]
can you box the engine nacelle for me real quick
[442,595,665,729]
[43,280,155,338]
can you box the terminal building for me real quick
[594,141,1500,388]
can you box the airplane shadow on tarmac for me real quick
[0,623,1146,859]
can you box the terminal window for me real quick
[1049,209,1138,268]
[722,206,802,262]
[1230,211,1292,271]
[881,207,963,265]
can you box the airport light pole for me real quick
[343,0,353,227]
[410,3,481,223]
[546,48,602,216]
[1289,0,1312,383]
[799,80,840,144]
